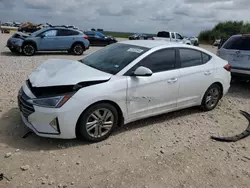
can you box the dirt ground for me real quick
[0,33,250,188]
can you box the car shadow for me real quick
[114,107,203,136]
[0,81,248,151]
[228,79,250,99]
[0,106,203,152]
[0,108,90,151]
[0,51,22,56]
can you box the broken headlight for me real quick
[28,94,73,108]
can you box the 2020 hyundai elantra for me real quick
[18,40,231,142]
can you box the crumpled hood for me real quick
[29,59,112,87]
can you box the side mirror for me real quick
[132,66,153,77]
[40,34,45,38]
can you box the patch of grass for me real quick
[103,31,133,38]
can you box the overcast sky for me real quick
[1,0,250,36]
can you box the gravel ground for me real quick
[0,33,250,188]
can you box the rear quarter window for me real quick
[157,32,170,38]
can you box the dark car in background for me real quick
[129,33,148,40]
[84,31,117,46]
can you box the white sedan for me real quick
[18,40,231,142]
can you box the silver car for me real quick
[217,34,250,79]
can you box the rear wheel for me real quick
[77,103,118,142]
[72,43,84,55]
[201,84,222,111]
[22,44,35,56]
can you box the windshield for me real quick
[30,28,48,36]
[96,31,105,37]
[80,43,150,74]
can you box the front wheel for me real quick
[77,103,118,142]
[22,44,35,56]
[201,84,222,111]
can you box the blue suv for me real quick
[6,27,90,56]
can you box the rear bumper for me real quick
[231,68,250,78]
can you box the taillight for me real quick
[83,35,88,39]
[224,63,231,71]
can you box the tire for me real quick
[201,84,222,111]
[77,103,119,142]
[72,43,84,55]
[22,44,35,56]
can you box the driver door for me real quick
[125,48,180,121]
[37,29,59,50]
[176,33,184,43]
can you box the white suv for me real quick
[217,34,250,80]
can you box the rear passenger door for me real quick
[57,29,79,50]
[177,48,214,108]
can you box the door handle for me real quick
[204,70,212,75]
[167,78,178,83]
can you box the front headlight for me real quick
[27,94,73,108]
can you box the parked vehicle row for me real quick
[17,40,231,142]
[129,33,149,40]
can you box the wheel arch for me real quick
[202,82,224,101]
[70,41,85,50]
[75,100,124,137]
[22,40,37,50]
[213,82,223,99]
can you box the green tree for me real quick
[198,21,250,44]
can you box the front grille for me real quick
[18,88,35,119]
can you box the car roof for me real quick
[119,40,215,56]
[46,27,80,31]
[119,40,190,49]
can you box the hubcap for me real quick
[86,108,114,138]
[24,45,34,55]
[74,45,83,54]
[205,87,219,108]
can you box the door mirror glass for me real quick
[132,66,153,76]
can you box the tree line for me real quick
[198,21,250,44]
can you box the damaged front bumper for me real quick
[6,38,23,53]
[17,84,85,139]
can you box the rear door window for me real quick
[179,48,203,68]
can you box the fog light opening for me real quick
[49,118,60,133]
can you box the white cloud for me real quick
[0,0,250,36]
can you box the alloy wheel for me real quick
[205,87,220,108]
[23,45,34,56]
[86,108,114,138]
[73,45,83,55]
